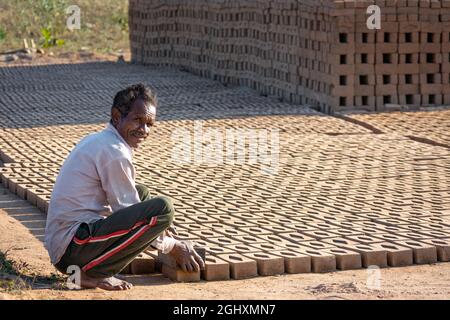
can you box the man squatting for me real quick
[44,84,205,290]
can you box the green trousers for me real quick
[54,185,174,278]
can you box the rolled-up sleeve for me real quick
[151,235,178,254]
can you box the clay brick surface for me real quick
[242,252,285,276]
[296,248,337,273]
[422,238,450,262]
[324,248,362,270]
[395,240,438,264]
[272,250,311,274]
[162,264,201,282]
[373,243,414,267]
[202,256,230,281]
[130,253,156,275]
[217,253,258,280]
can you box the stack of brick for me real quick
[129,0,337,112]
[331,0,450,111]
[129,0,450,113]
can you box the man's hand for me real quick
[164,225,178,238]
[168,241,205,272]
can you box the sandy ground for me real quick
[1,199,449,300]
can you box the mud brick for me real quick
[373,242,413,267]
[173,215,197,225]
[420,63,440,75]
[272,250,311,274]
[297,240,335,251]
[300,229,341,240]
[130,253,156,275]
[305,220,340,230]
[242,252,284,276]
[0,175,10,189]
[259,224,296,234]
[26,188,39,206]
[234,234,268,244]
[119,263,131,275]
[296,248,336,273]
[354,96,376,109]
[399,73,420,85]
[342,243,388,268]
[394,240,438,264]
[397,231,433,240]
[324,248,362,270]
[184,224,204,233]
[36,194,50,214]
[238,226,273,235]
[145,247,162,272]
[205,246,235,256]
[253,234,287,244]
[202,256,230,281]
[346,234,386,244]
[371,233,410,243]
[162,264,200,282]
[221,218,256,229]
[288,228,326,241]
[225,243,258,254]
[398,42,420,53]
[173,230,199,241]
[422,238,450,262]
[217,253,258,280]
[206,237,241,247]
[215,226,249,238]
[248,242,286,253]
[190,229,226,240]
[375,84,396,96]
[158,250,177,268]
[330,228,365,237]
[444,94,450,104]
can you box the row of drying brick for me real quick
[1,166,448,269]
[122,235,450,282]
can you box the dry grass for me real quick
[0,250,65,294]
[0,0,129,55]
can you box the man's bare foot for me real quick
[79,272,133,291]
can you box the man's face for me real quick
[113,99,156,149]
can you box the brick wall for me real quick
[129,0,450,113]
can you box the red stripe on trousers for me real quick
[73,220,147,245]
[81,216,158,272]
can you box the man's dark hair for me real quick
[111,83,157,121]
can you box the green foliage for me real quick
[0,27,6,42]
[0,0,129,54]
[112,14,128,32]
[0,251,17,275]
[40,27,65,48]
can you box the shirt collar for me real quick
[105,122,134,155]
